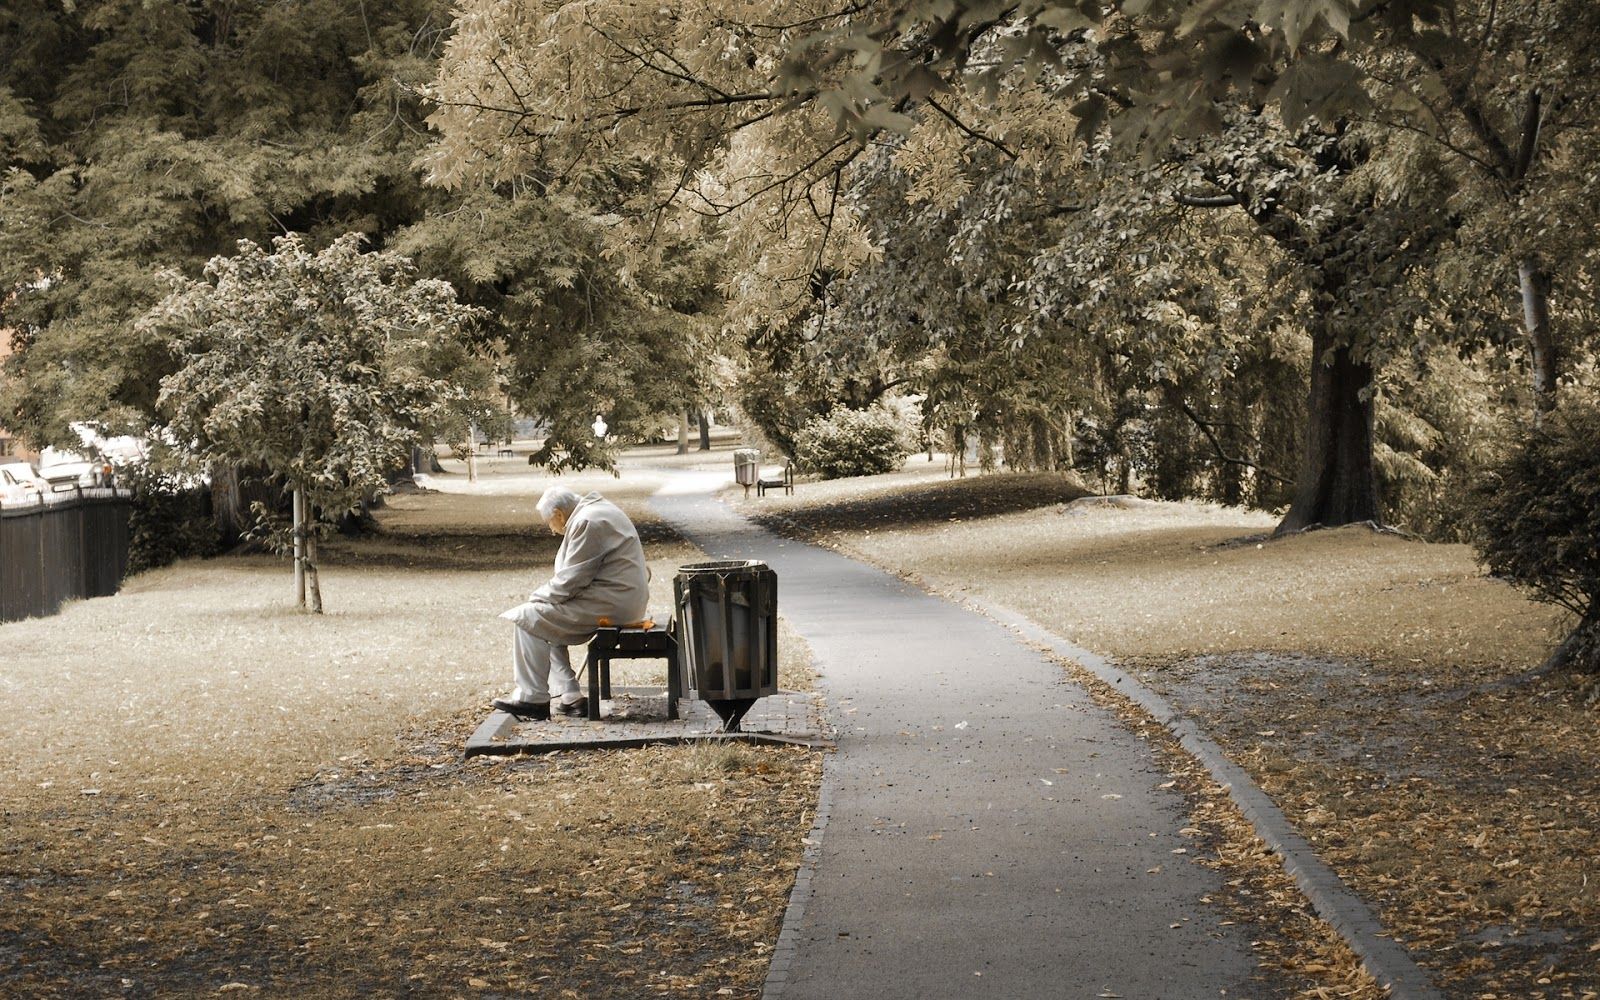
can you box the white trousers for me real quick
[511,627,581,704]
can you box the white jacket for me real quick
[499,492,650,645]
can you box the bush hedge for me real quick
[126,464,221,574]
[1471,403,1600,673]
[794,406,912,480]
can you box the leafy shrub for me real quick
[1471,403,1600,672]
[126,464,221,575]
[1375,351,1503,541]
[794,406,912,480]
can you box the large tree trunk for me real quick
[293,486,306,609]
[210,464,278,544]
[676,411,690,455]
[1518,259,1557,420]
[211,466,248,541]
[697,410,711,450]
[411,445,444,476]
[1276,331,1381,533]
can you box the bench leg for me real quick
[666,646,681,721]
[587,650,602,721]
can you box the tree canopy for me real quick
[0,0,451,442]
[421,0,1596,518]
[5,0,1599,665]
[0,0,720,468]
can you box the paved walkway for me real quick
[651,474,1276,1000]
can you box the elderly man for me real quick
[493,486,650,720]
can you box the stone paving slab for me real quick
[465,687,832,757]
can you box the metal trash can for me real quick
[674,560,778,732]
[733,448,760,496]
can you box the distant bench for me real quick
[757,459,794,498]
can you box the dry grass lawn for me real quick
[0,456,820,998]
[749,472,1597,1000]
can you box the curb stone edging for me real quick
[961,594,1444,1000]
[761,751,836,999]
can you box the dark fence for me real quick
[0,488,132,623]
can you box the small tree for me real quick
[1471,402,1600,674]
[144,233,481,612]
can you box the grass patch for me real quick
[0,456,820,997]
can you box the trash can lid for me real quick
[677,559,769,573]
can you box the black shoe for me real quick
[493,698,551,721]
[554,697,588,717]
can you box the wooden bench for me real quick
[756,459,794,497]
[584,620,682,721]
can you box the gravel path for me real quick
[652,473,1272,1000]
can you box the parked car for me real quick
[67,422,147,468]
[39,446,110,489]
[0,461,47,504]
[39,459,102,489]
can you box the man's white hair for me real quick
[536,486,581,522]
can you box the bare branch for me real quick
[742,3,870,34]
[1169,388,1291,484]
[925,96,1018,159]
[1419,45,1517,177]
[677,138,863,218]
[587,17,735,102]
[1369,114,1505,178]
[811,167,843,280]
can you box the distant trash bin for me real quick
[733,448,760,495]
[674,560,778,732]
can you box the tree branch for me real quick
[925,96,1018,159]
[743,3,870,34]
[1174,191,1242,208]
[1369,114,1505,178]
[1169,389,1290,484]
[1426,52,1516,177]
[804,167,843,291]
[429,88,795,132]
[678,138,862,217]
[1511,86,1542,184]
[586,17,735,102]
